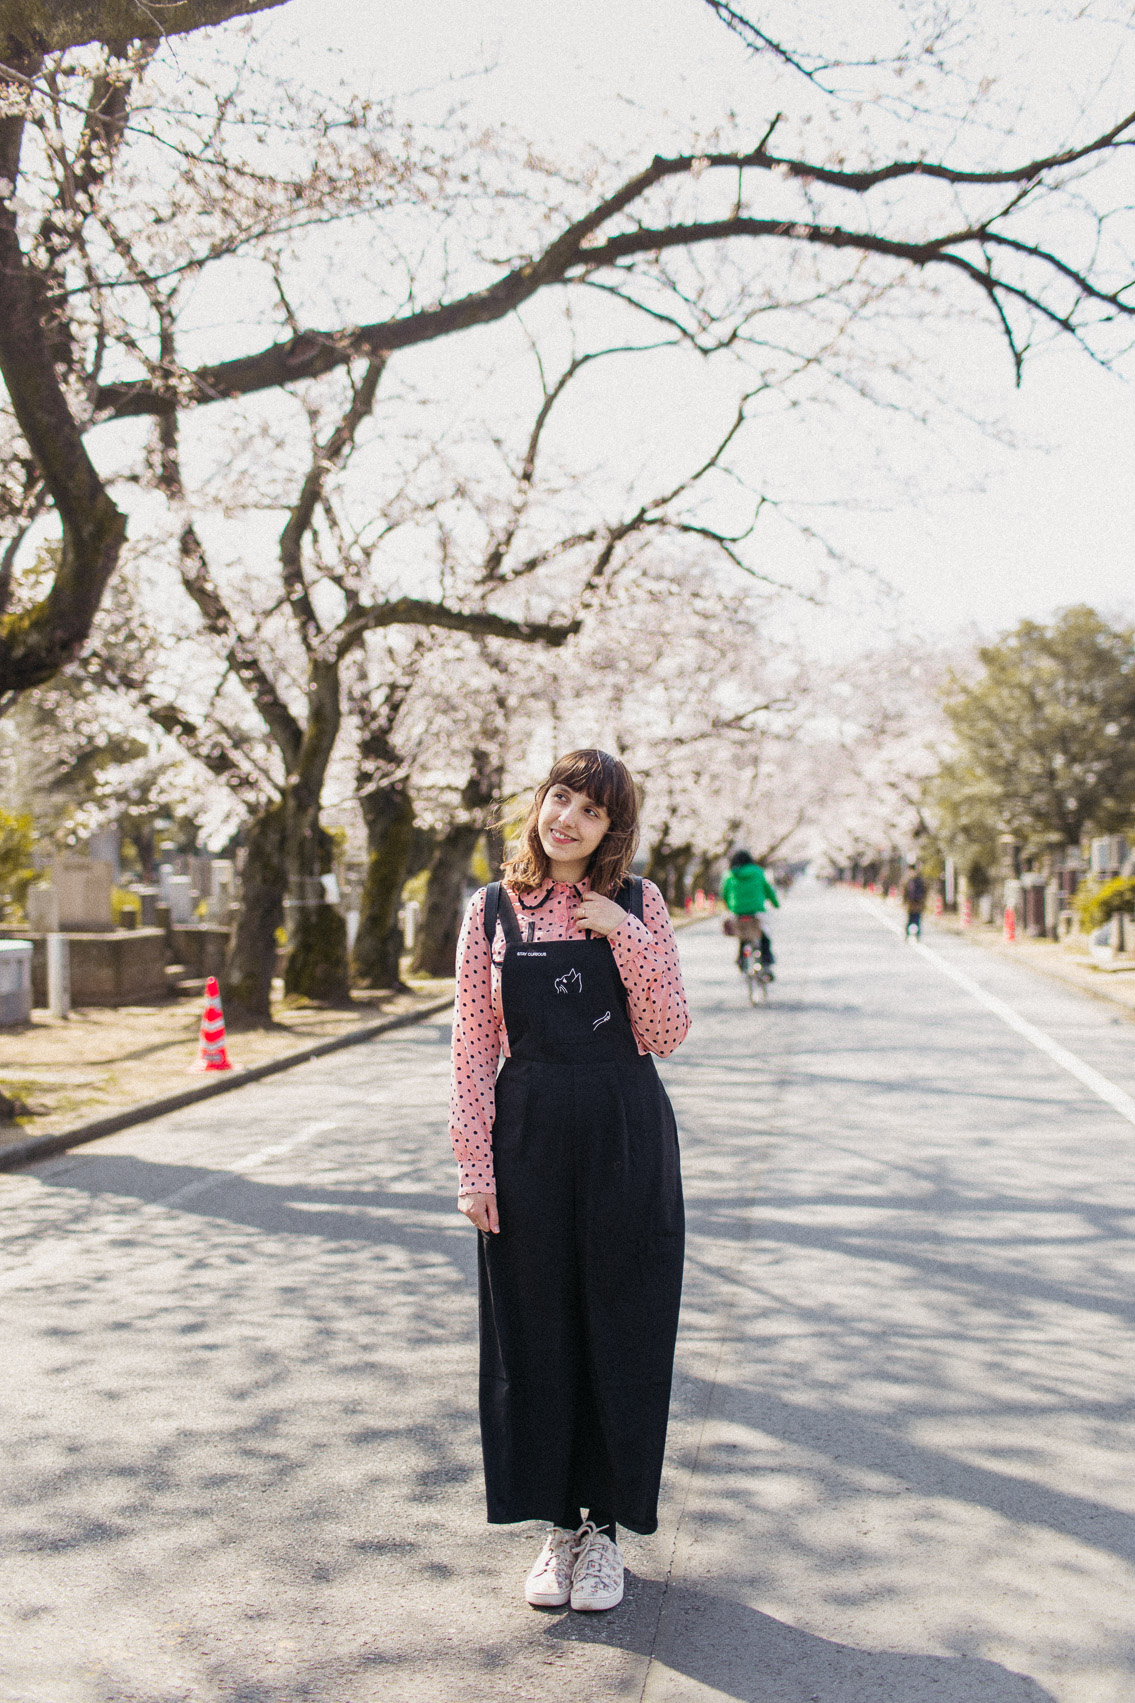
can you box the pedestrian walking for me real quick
[449,749,691,1613]
[904,870,927,939]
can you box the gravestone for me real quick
[165,875,194,925]
[133,886,159,927]
[87,828,120,879]
[189,854,214,904]
[208,860,235,922]
[52,857,113,930]
[26,883,59,932]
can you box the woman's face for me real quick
[537,782,611,879]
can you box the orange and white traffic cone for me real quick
[1003,906,1016,944]
[962,898,973,929]
[191,975,233,1071]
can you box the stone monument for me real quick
[26,883,59,932]
[165,875,194,925]
[52,857,114,931]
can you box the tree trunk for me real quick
[353,780,415,989]
[411,749,500,978]
[222,800,286,1023]
[0,0,289,54]
[284,811,350,1003]
[411,821,480,979]
[485,821,506,880]
[689,851,718,896]
[222,649,347,1013]
[670,845,692,910]
[0,48,129,703]
[646,834,692,909]
[281,659,350,1004]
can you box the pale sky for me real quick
[208,0,1135,648]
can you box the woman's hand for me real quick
[459,1191,500,1234]
[574,893,629,937]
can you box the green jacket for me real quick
[722,862,779,916]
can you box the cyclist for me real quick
[721,849,779,975]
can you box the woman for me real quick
[449,749,690,1613]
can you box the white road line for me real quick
[156,1119,341,1206]
[0,1121,342,1292]
[859,898,1135,1129]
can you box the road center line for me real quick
[859,898,1135,1129]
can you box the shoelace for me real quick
[538,1527,577,1576]
[572,1520,617,1585]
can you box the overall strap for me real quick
[618,874,645,923]
[483,882,523,946]
[482,881,499,944]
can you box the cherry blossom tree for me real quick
[2,6,1133,706]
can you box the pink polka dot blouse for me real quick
[448,876,691,1196]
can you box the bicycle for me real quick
[739,939,773,1004]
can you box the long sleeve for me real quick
[448,888,502,1196]
[607,878,691,1057]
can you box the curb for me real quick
[0,995,454,1174]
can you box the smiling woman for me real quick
[448,748,691,1613]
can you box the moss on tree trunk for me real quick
[410,751,500,979]
[285,902,350,1003]
[283,816,351,1003]
[222,800,285,1023]
[412,823,480,979]
[352,783,415,989]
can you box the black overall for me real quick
[477,881,684,1536]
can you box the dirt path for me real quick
[0,980,453,1141]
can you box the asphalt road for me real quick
[3,881,1135,1703]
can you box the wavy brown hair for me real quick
[503,749,640,898]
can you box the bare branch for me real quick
[93,116,1135,420]
[336,597,580,658]
[278,356,385,654]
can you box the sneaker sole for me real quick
[526,1586,572,1607]
[571,1586,624,1611]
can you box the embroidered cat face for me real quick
[554,967,583,995]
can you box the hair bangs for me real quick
[547,749,625,815]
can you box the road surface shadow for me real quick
[544,1578,1055,1702]
[32,1152,468,1256]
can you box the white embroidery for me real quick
[592,1010,611,1030]
[554,967,583,994]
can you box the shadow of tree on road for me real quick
[542,1577,1057,1701]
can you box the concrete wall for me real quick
[0,928,167,1006]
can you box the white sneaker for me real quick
[570,1521,624,1611]
[525,1526,578,1607]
